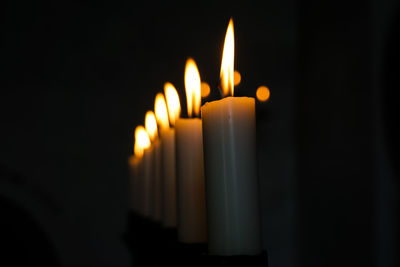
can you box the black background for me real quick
[1,0,399,266]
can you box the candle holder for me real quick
[203,251,268,267]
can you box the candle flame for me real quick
[164,82,181,126]
[256,86,270,102]
[220,18,235,97]
[184,58,201,117]
[234,70,241,86]
[154,93,170,130]
[134,125,150,158]
[145,111,158,142]
[201,82,210,98]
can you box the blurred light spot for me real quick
[256,86,270,102]
[201,82,211,98]
[234,70,241,86]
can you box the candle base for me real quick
[203,251,268,267]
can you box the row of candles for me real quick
[129,18,268,256]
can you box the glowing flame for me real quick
[134,125,150,158]
[145,111,158,142]
[184,58,201,117]
[164,82,181,126]
[234,70,241,86]
[256,86,270,102]
[201,82,210,98]
[220,18,235,97]
[154,93,170,130]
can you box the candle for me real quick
[201,18,261,255]
[154,92,178,228]
[133,125,151,217]
[175,58,207,244]
[128,155,140,213]
[145,111,162,222]
[142,145,154,218]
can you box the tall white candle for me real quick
[174,58,207,243]
[175,118,207,243]
[152,139,162,221]
[145,111,162,222]
[161,128,177,227]
[133,126,151,217]
[155,92,179,228]
[142,146,154,218]
[201,18,261,255]
[128,155,140,213]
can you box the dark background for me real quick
[1,0,398,266]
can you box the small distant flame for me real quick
[164,82,181,126]
[234,70,241,86]
[201,82,210,98]
[134,125,150,158]
[154,93,170,130]
[256,86,270,102]
[145,111,158,142]
[220,18,235,97]
[184,58,201,117]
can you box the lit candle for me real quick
[145,111,162,222]
[201,18,261,255]
[155,93,178,228]
[133,125,151,217]
[175,58,207,244]
[128,154,142,214]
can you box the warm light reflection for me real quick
[256,86,270,102]
[145,111,158,142]
[164,82,181,126]
[184,58,201,117]
[220,18,235,97]
[201,82,210,98]
[128,155,138,166]
[234,70,241,86]
[154,93,170,130]
[134,125,150,158]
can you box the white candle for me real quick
[201,18,261,255]
[145,111,162,222]
[155,92,179,228]
[152,139,162,221]
[202,97,261,255]
[128,155,140,213]
[142,146,154,218]
[133,126,151,217]
[161,128,177,227]
[174,58,207,243]
[175,118,207,243]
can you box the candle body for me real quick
[129,157,142,214]
[201,96,261,255]
[175,118,207,244]
[152,140,163,222]
[161,128,177,227]
[143,147,154,218]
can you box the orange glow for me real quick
[234,70,241,86]
[154,93,170,130]
[134,125,150,158]
[164,82,181,126]
[184,58,202,117]
[128,155,139,166]
[201,82,210,98]
[145,111,158,142]
[256,86,270,102]
[220,18,235,97]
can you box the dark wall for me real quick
[297,0,399,266]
